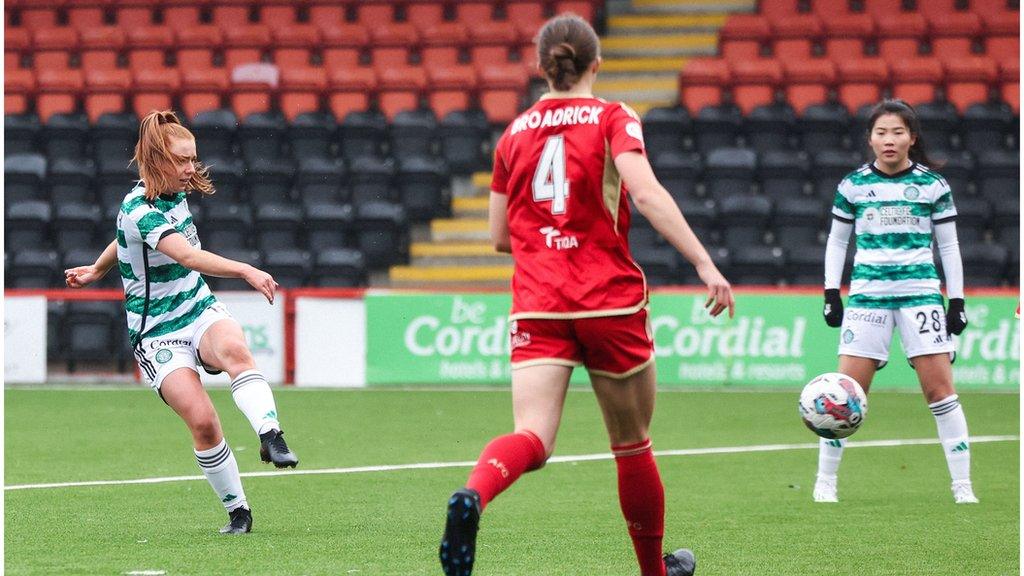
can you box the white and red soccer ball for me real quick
[799,373,868,439]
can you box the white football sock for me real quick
[231,369,281,436]
[817,437,846,480]
[929,394,971,484]
[195,439,247,512]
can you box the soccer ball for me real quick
[798,372,868,439]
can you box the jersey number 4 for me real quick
[532,135,570,214]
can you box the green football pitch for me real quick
[4,387,1019,576]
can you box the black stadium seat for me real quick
[759,149,809,199]
[632,245,679,287]
[255,203,304,251]
[773,196,824,249]
[812,150,862,200]
[744,103,796,152]
[717,193,772,249]
[931,149,975,194]
[786,244,826,286]
[389,109,438,160]
[677,197,717,243]
[313,248,367,287]
[62,301,127,372]
[48,158,97,204]
[203,155,247,203]
[245,157,295,204]
[704,147,757,196]
[439,109,489,174]
[951,196,991,244]
[289,111,338,160]
[799,103,849,152]
[6,200,52,251]
[651,151,701,200]
[730,245,785,285]
[190,109,238,159]
[7,248,60,288]
[91,113,138,166]
[96,157,139,209]
[206,249,262,291]
[5,113,41,155]
[202,203,252,252]
[914,101,960,151]
[349,155,396,204]
[354,201,408,268]
[42,113,90,161]
[976,149,1019,203]
[306,202,355,252]
[641,105,690,154]
[262,248,312,288]
[397,155,449,222]
[960,243,1009,287]
[962,102,1014,155]
[63,246,120,289]
[692,104,742,153]
[5,153,47,204]
[295,157,348,204]
[339,109,387,162]
[239,111,288,163]
[52,202,103,252]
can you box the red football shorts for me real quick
[509,308,654,378]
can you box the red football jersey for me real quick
[492,96,649,319]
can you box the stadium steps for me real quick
[596,0,754,113]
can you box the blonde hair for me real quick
[132,110,215,200]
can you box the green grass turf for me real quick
[5,387,1019,575]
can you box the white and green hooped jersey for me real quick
[832,162,957,309]
[117,184,216,345]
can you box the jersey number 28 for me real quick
[532,135,570,214]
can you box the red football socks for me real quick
[465,430,547,511]
[614,439,666,576]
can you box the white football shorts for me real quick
[837,304,955,368]
[133,301,234,392]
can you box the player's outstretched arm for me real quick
[65,240,118,288]
[615,150,734,318]
[157,233,278,304]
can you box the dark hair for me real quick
[866,99,939,168]
[537,14,599,91]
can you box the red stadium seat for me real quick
[479,64,528,124]
[507,1,545,31]
[731,59,783,114]
[322,24,369,70]
[719,14,769,61]
[272,24,319,69]
[1000,59,1018,113]
[811,0,853,16]
[784,59,836,114]
[163,6,201,32]
[230,63,277,120]
[85,68,132,122]
[211,4,250,28]
[863,0,905,18]
[916,0,959,18]
[554,1,595,22]
[80,26,125,70]
[223,24,271,71]
[469,21,517,64]
[116,6,155,28]
[308,3,345,29]
[678,58,731,113]
[357,3,395,26]
[181,67,229,120]
[928,12,982,61]
[377,65,428,120]
[36,67,83,122]
[67,6,105,30]
[176,25,222,70]
[836,58,888,113]
[19,6,59,30]
[5,68,35,115]
[132,67,179,119]
[457,2,496,23]
[983,11,1019,63]
[328,67,376,120]
[32,27,77,71]
[407,3,445,28]
[770,14,821,60]
[890,58,944,105]
[280,67,327,121]
[758,0,801,18]
[259,5,297,31]
[369,23,418,68]
[945,57,999,113]
[421,22,468,68]
[6,27,30,69]
[971,0,1018,19]
[126,25,172,71]
[427,65,478,119]
[877,13,927,62]
[823,13,873,59]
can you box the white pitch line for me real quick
[5,435,1017,492]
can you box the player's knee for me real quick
[189,413,222,446]
[218,339,254,372]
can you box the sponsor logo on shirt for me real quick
[846,310,888,326]
[878,205,920,226]
[539,226,579,250]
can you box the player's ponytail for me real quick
[537,14,599,92]
[132,110,215,200]
[866,99,941,169]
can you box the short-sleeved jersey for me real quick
[831,162,957,309]
[492,97,649,319]
[117,184,216,344]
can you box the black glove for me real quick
[823,289,844,327]
[946,298,968,335]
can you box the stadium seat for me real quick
[999,59,1018,114]
[52,202,102,252]
[863,0,907,18]
[238,111,287,163]
[717,193,773,249]
[211,3,251,28]
[31,27,77,71]
[389,109,438,160]
[308,3,346,30]
[353,201,409,267]
[6,200,51,250]
[823,13,873,60]
[84,68,132,123]
[7,248,59,288]
[983,11,1019,63]
[36,68,84,123]
[813,150,863,200]
[349,156,397,204]
[783,59,836,115]
[890,58,944,105]
[929,149,975,193]
[420,22,468,69]
[407,2,445,28]
[306,202,355,252]
[478,64,529,124]
[288,111,338,161]
[952,196,992,244]
[48,158,96,204]
[786,244,826,285]
[63,301,129,370]
[913,101,960,151]
[263,248,313,288]
[991,196,1020,249]
[132,67,179,120]
[679,58,731,114]
[773,196,823,248]
[960,243,1009,286]
[730,245,785,285]
[4,113,40,155]
[181,68,229,120]
[5,153,47,204]
[246,157,295,204]
[799,102,849,151]
[962,102,1014,154]
[126,25,173,71]
[272,24,319,69]
[259,4,298,31]
[42,112,89,161]
[314,248,367,287]
[174,24,222,71]
[396,155,450,222]
[5,26,30,70]
[944,57,999,114]
[4,69,34,116]
[62,246,118,289]
[704,148,758,197]
[555,1,596,22]
[758,0,800,18]
[191,109,237,159]
[80,26,124,71]
[632,244,679,287]
[975,148,1019,202]
[427,65,477,120]
[96,156,137,209]
[18,5,60,31]
[457,2,496,24]
[202,203,253,252]
[356,2,395,26]
[203,155,247,204]
[731,59,783,115]
[759,150,811,199]
[205,249,262,291]
[641,106,690,154]
[255,203,304,251]
[836,58,889,113]
[674,198,717,245]
[339,109,387,161]
[117,3,156,28]
[770,14,821,60]
[651,151,702,201]
[876,13,927,61]
[295,157,347,204]
[811,0,854,16]
[745,103,797,151]
[692,104,743,153]
[321,23,369,70]
[163,4,201,32]
[439,109,490,175]
[376,65,428,121]
[718,14,769,61]
[927,12,982,62]
[230,62,276,120]
[369,22,418,68]
[328,67,376,121]
[279,67,326,123]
